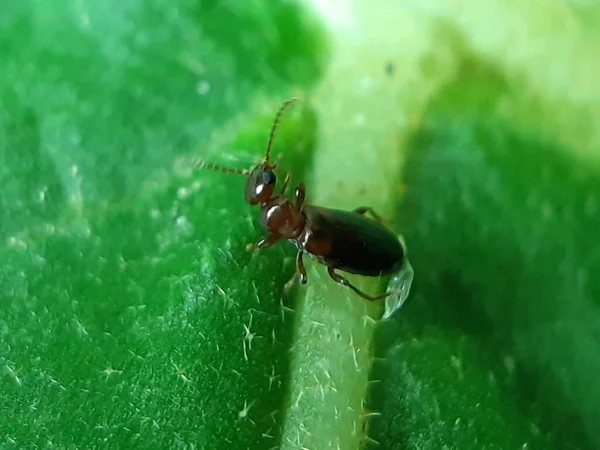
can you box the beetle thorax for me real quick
[261,198,306,239]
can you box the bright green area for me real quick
[0,1,326,448]
[2,0,600,449]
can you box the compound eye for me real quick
[245,166,277,205]
[262,170,276,186]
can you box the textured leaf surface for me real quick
[0,1,326,448]
[2,0,600,449]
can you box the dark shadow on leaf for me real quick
[369,21,599,450]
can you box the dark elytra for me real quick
[197,98,406,301]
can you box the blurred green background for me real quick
[1,0,599,449]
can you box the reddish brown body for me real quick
[198,98,406,301]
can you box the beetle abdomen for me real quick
[301,205,404,277]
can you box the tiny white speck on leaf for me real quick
[7,236,27,250]
[75,319,89,337]
[5,364,22,387]
[38,186,47,202]
[238,400,254,419]
[196,80,211,95]
[177,187,190,199]
[102,367,123,377]
[360,75,374,90]
[175,215,192,233]
[69,192,83,207]
[32,255,46,266]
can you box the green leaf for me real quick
[1,1,326,448]
[3,0,600,449]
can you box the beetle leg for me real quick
[284,272,298,293]
[327,267,390,302]
[294,183,306,209]
[256,233,282,249]
[354,206,383,223]
[296,251,307,284]
[284,251,308,293]
[272,153,283,169]
[280,172,291,195]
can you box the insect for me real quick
[197,98,410,302]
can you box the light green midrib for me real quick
[277,4,418,449]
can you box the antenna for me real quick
[192,97,300,175]
[265,97,299,164]
[193,158,249,176]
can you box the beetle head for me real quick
[244,162,278,205]
[194,97,299,206]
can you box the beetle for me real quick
[196,98,408,301]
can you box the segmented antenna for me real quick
[193,158,249,176]
[192,97,299,175]
[265,97,299,164]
